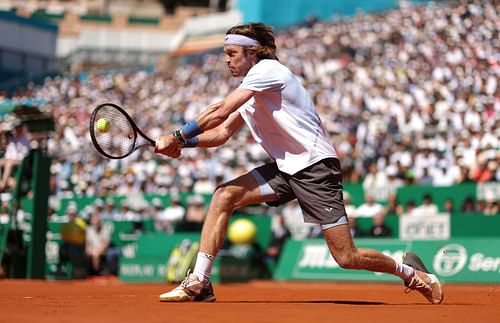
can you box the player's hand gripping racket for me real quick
[90,103,155,159]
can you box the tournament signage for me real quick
[399,214,450,240]
[476,182,499,201]
[120,258,167,281]
[432,242,500,280]
[274,238,500,283]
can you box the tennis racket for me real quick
[89,103,155,159]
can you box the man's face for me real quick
[224,45,256,77]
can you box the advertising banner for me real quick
[274,238,500,283]
[399,214,450,240]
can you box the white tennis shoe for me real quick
[403,252,444,304]
[159,272,216,302]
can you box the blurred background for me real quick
[0,0,498,284]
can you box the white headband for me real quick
[224,34,261,47]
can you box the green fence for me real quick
[43,214,271,282]
[356,213,500,239]
[7,182,497,281]
[119,232,255,283]
[350,182,498,210]
[119,232,199,282]
[396,184,477,212]
[19,183,498,216]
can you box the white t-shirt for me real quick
[238,59,337,175]
[355,202,384,218]
[86,222,113,252]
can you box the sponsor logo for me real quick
[469,253,500,273]
[299,245,339,268]
[298,244,405,269]
[476,182,499,201]
[434,244,500,276]
[121,264,156,277]
[324,207,333,212]
[433,244,467,276]
[45,241,60,264]
[121,242,138,259]
[120,263,166,277]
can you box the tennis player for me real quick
[154,23,444,304]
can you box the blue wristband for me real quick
[183,137,199,148]
[181,120,202,139]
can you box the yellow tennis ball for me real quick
[61,219,86,245]
[228,218,257,245]
[96,118,111,132]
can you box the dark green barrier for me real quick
[342,183,488,209]
[451,214,500,237]
[119,232,252,283]
[396,184,477,212]
[231,214,272,252]
[119,232,199,282]
[356,214,500,239]
[0,222,8,264]
[55,193,213,216]
[343,183,365,206]
[355,216,399,237]
[44,183,494,217]
[274,238,500,283]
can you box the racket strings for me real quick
[93,105,135,158]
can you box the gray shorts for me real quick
[251,158,347,225]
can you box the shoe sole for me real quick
[159,295,216,302]
[403,252,444,304]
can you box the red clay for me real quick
[1,278,499,323]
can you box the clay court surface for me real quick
[1,278,499,323]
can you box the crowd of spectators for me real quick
[0,0,498,216]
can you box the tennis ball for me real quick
[228,218,257,245]
[96,118,111,132]
[61,219,86,245]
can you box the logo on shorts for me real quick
[324,207,333,212]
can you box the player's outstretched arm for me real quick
[155,88,252,157]
[196,112,245,148]
[182,88,254,137]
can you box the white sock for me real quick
[193,252,215,285]
[394,261,415,283]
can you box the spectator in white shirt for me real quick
[412,194,439,216]
[356,194,384,218]
[154,195,186,233]
[0,121,30,192]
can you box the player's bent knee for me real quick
[212,186,239,208]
